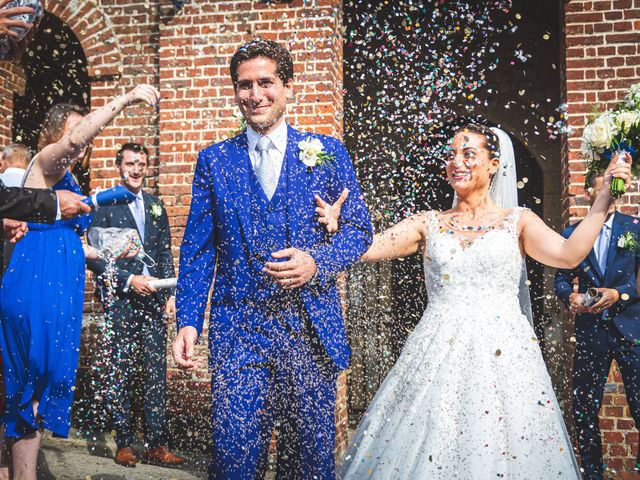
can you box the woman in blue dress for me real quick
[0,84,159,480]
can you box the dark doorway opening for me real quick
[344,0,563,419]
[12,12,91,193]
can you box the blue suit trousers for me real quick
[208,299,339,480]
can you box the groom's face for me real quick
[234,56,293,135]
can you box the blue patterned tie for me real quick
[255,136,276,200]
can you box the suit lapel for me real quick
[119,201,141,242]
[586,249,604,282]
[604,213,625,281]
[142,191,155,249]
[285,126,307,246]
[222,134,255,253]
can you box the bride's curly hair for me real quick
[454,123,500,160]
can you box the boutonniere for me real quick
[150,202,163,221]
[617,231,639,252]
[298,137,336,172]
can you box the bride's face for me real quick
[446,132,500,196]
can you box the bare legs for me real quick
[10,432,41,480]
[0,400,42,480]
[0,426,10,480]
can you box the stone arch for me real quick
[42,0,124,80]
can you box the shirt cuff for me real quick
[55,193,62,221]
[124,274,134,292]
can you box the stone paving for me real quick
[38,431,207,480]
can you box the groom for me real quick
[173,40,373,479]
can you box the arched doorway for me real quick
[12,11,91,193]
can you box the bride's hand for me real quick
[315,188,349,233]
[123,84,160,107]
[600,150,632,196]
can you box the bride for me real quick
[321,123,631,479]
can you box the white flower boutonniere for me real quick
[298,137,336,172]
[617,231,639,253]
[150,202,163,221]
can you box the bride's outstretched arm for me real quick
[520,153,631,269]
[361,213,428,263]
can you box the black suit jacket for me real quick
[86,190,175,309]
[0,182,58,275]
[0,182,57,223]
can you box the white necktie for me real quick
[255,136,277,200]
[133,196,145,243]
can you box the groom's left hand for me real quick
[264,248,317,290]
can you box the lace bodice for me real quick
[422,208,525,313]
[341,206,580,479]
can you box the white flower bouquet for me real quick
[581,82,640,198]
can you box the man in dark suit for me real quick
[555,171,640,480]
[86,143,184,468]
[0,182,89,270]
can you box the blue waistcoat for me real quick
[246,155,302,333]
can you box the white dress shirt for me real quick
[246,121,288,184]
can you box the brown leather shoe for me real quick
[114,447,138,467]
[142,446,186,466]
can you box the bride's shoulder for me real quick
[411,210,441,236]
[509,206,540,231]
[414,209,440,224]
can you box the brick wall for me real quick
[0,62,25,146]
[564,0,640,475]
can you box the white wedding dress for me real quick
[339,208,580,479]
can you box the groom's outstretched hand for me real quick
[315,188,349,233]
[172,326,201,371]
[264,248,317,290]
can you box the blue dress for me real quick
[0,172,91,438]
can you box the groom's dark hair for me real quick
[230,39,294,90]
[455,123,500,160]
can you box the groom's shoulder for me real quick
[290,127,348,154]
[197,133,245,162]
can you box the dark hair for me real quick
[230,39,294,89]
[585,170,603,189]
[115,143,150,165]
[454,123,500,159]
[38,103,89,151]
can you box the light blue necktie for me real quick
[255,136,277,200]
[133,196,145,243]
[596,224,610,274]
[132,196,150,276]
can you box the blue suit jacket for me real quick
[176,125,373,371]
[554,212,640,342]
